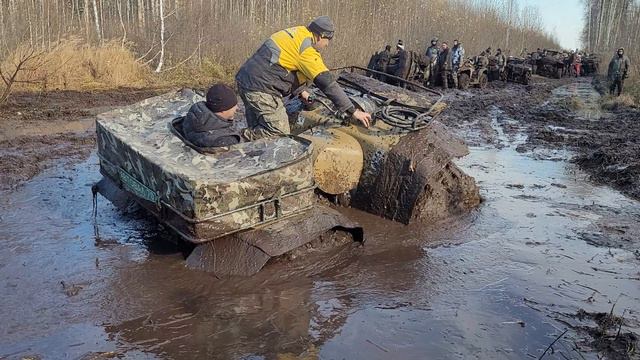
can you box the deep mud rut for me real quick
[1,78,640,359]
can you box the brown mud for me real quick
[1,78,640,359]
[0,89,162,190]
[437,76,640,201]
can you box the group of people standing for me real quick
[369,37,466,89]
[425,37,466,89]
[371,38,510,89]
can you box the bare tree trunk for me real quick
[0,1,5,51]
[84,0,91,42]
[155,0,165,72]
[116,0,127,47]
[92,0,101,44]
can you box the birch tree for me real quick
[155,0,165,73]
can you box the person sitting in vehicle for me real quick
[182,83,243,148]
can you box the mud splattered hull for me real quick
[95,89,318,243]
[95,172,316,244]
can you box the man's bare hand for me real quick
[300,90,311,101]
[352,109,371,128]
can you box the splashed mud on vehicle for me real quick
[1,77,639,359]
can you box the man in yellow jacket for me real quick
[236,15,371,139]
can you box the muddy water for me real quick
[1,92,640,359]
[551,81,603,120]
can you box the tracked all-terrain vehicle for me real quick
[94,67,480,277]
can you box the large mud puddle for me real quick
[1,87,639,359]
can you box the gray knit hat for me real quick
[308,16,335,38]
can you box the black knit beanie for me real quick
[206,83,237,113]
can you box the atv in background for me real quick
[581,53,600,76]
[456,57,489,89]
[537,49,566,79]
[505,56,532,85]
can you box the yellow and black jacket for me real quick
[236,26,354,112]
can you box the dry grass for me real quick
[155,58,236,89]
[601,93,637,110]
[1,37,151,92]
[626,81,640,105]
[1,38,238,97]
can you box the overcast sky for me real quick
[524,0,584,49]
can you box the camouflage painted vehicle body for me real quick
[96,89,316,243]
[95,68,479,276]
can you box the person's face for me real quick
[431,41,437,46]
[618,50,624,56]
[219,104,238,120]
[453,40,458,46]
[314,36,330,50]
[441,43,448,50]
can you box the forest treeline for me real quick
[582,0,639,99]
[0,0,559,94]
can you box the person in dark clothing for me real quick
[378,45,392,71]
[531,48,542,74]
[182,83,243,148]
[437,42,454,89]
[451,39,464,89]
[392,40,411,82]
[608,48,631,96]
[425,37,440,86]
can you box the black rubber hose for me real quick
[378,105,432,131]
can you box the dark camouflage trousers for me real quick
[610,77,625,96]
[239,89,290,140]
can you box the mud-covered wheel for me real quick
[478,73,488,89]
[458,73,470,89]
[522,72,531,85]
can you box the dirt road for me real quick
[0,78,639,359]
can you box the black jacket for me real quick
[182,102,242,148]
[393,49,411,78]
[437,48,453,71]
